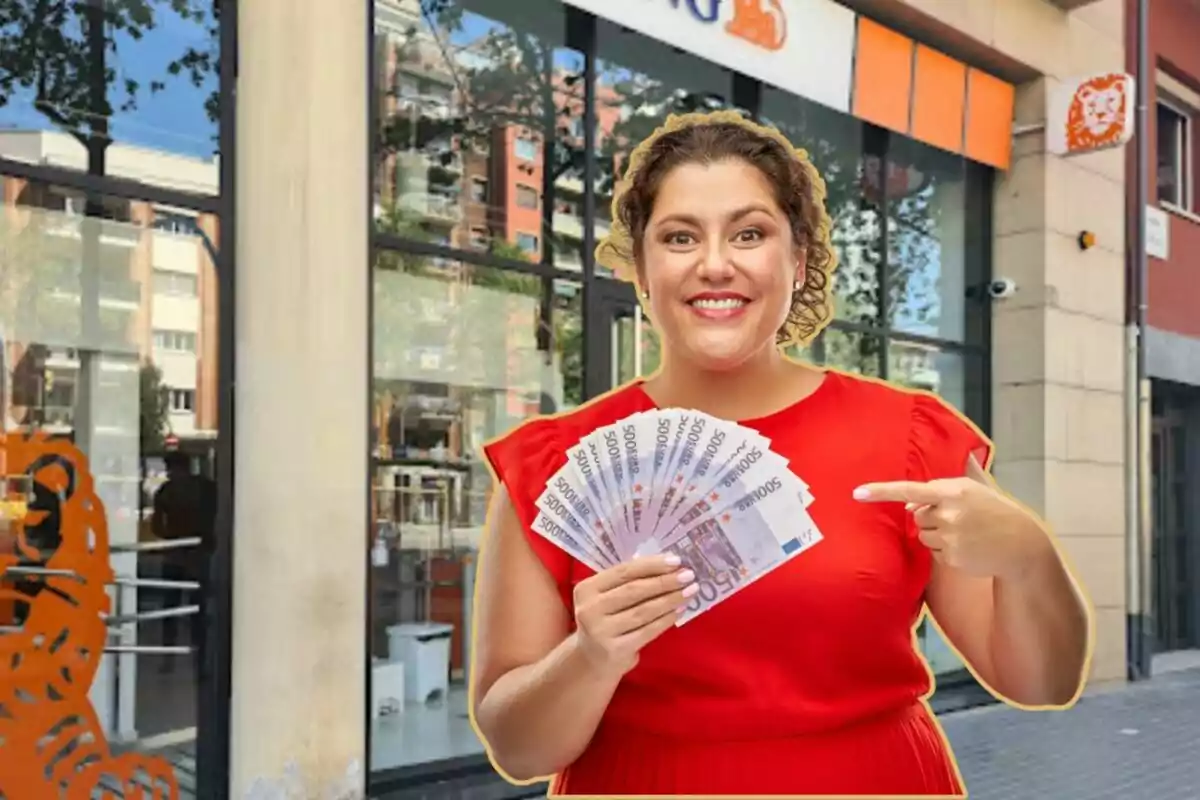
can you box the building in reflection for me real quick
[0,130,220,448]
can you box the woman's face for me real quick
[638,158,804,372]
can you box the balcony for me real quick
[44,216,142,249]
[400,192,462,224]
[552,211,610,243]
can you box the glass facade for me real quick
[367,0,993,791]
[0,2,230,797]
[0,0,997,795]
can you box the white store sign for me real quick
[1146,205,1170,260]
[564,0,857,114]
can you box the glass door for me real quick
[1152,410,1193,653]
[585,280,660,400]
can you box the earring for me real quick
[792,280,802,291]
[641,289,649,299]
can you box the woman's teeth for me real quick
[691,298,747,310]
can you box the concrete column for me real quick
[232,1,368,796]
[989,1,1128,685]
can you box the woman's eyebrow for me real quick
[653,204,773,229]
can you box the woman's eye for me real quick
[734,228,764,243]
[665,232,696,246]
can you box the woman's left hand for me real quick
[853,478,1053,582]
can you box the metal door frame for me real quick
[583,279,641,400]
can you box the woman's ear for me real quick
[793,248,807,287]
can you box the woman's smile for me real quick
[686,291,752,320]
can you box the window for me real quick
[152,211,197,235]
[469,178,487,203]
[154,330,197,352]
[1158,99,1193,209]
[516,232,539,254]
[516,184,539,209]
[168,388,196,412]
[153,269,198,297]
[514,135,539,161]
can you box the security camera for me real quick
[988,278,1018,300]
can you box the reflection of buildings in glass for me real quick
[369,267,574,689]
[373,0,620,267]
[0,130,220,741]
[891,340,941,396]
[0,130,220,448]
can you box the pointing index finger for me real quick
[853,481,946,505]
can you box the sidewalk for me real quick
[943,667,1200,799]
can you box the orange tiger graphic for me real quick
[1064,73,1129,153]
[0,431,179,799]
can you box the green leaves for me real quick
[0,0,219,151]
[139,360,170,451]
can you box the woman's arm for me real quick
[471,486,623,782]
[924,457,1091,708]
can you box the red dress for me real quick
[482,370,994,797]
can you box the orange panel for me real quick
[910,45,968,154]
[964,68,1016,169]
[852,17,915,135]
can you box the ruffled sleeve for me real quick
[481,417,574,594]
[907,393,994,483]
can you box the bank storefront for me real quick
[0,0,1018,797]
[366,0,1006,794]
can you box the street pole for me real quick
[1126,0,1152,682]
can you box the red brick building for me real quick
[1128,0,1200,660]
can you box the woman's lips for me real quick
[687,295,751,320]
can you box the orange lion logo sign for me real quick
[725,0,787,51]
[1048,72,1135,156]
[0,432,179,799]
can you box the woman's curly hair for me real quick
[595,110,837,348]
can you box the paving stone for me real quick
[942,668,1200,799]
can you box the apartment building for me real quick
[1137,0,1200,665]
[0,130,219,443]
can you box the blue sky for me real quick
[0,3,218,159]
[0,2,603,162]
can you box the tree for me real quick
[0,0,221,161]
[139,361,169,453]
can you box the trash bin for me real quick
[387,622,454,705]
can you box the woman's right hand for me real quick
[572,554,698,676]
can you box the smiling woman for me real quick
[600,116,835,375]
[467,111,1090,796]
[364,0,1015,794]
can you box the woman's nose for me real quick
[696,241,736,281]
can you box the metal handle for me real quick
[112,576,201,591]
[1,566,77,579]
[111,537,203,553]
[105,604,199,626]
[3,567,201,592]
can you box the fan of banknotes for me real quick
[533,409,825,625]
